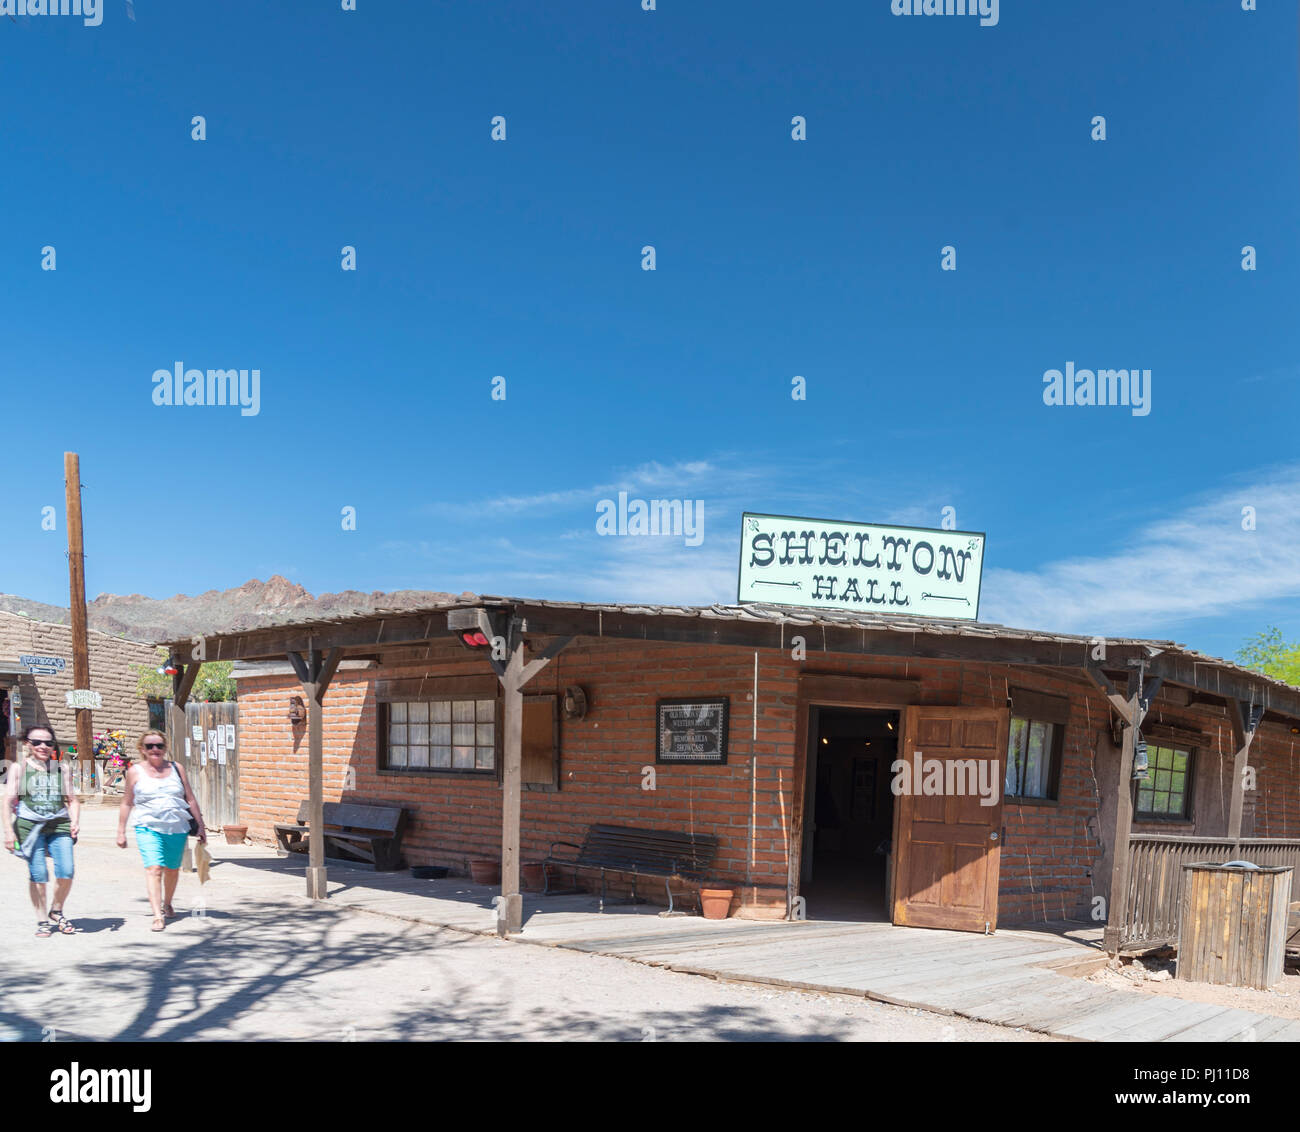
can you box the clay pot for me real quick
[223,824,248,845]
[699,887,735,920]
[521,861,547,891]
[468,858,501,885]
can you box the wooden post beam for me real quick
[1226,699,1262,842]
[1103,669,1146,957]
[495,630,570,936]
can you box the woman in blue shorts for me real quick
[116,730,206,932]
[2,725,80,936]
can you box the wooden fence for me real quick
[166,700,239,830]
[1119,835,1300,950]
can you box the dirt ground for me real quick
[1086,955,1300,1020]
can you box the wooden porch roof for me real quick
[156,594,1300,724]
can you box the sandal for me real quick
[163,903,176,919]
[48,910,75,935]
[36,921,53,937]
[150,915,166,932]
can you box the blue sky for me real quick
[2,0,1297,662]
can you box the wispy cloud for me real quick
[983,466,1300,637]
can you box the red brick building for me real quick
[166,597,1300,945]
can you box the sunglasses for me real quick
[29,739,56,748]
[144,742,167,751]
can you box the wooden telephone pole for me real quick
[64,453,93,778]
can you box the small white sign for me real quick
[185,737,192,759]
[217,740,227,766]
[192,725,203,741]
[20,654,65,676]
[217,723,227,746]
[65,689,102,710]
[200,742,207,766]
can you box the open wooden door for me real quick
[892,706,1008,933]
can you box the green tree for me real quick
[1236,627,1300,687]
[132,648,237,703]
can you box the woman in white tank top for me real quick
[116,730,207,932]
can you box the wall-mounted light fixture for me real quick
[157,656,181,677]
[288,695,306,724]
[1132,736,1149,781]
[561,685,588,721]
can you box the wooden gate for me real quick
[166,700,239,829]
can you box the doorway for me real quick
[800,706,899,921]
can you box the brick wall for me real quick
[232,637,1300,926]
[0,611,155,758]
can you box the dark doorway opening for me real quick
[801,706,900,922]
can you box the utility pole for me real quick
[64,452,93,786]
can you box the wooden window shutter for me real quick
[521,694,559,791]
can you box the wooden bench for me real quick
[273,801,408,872]
[543,823,718,913]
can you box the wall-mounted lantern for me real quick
[1132,736,1149,781]
[288,695,307,724]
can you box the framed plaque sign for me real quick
[656,698,729,765]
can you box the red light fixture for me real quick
[460,630,491,648]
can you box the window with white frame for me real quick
[385,698,496,771]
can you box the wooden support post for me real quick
[170,661,200,873]
[499,648,524,936]
[287,647,340,901]
[1226,700,1259,843]
[63,453,93,788]
[305,680,326,899]
[1103,671,1143,957]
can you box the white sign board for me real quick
[65,689,103,710]
[738,512,985,620]
[20,654,65,676]
[192,725,203,741]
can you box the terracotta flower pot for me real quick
[521,861,547,891]
[223,824,248,845]
[468,858,501,885]
[699,887,734,920]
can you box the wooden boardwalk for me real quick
[223,846,1300,1043]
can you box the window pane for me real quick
[1005,717,1028,796]
[453,700,475,723]
[1154,768,1170,791]
[1171,749,1188,772]
[477,699,496,721]
[389,745,408,767]
[389,724,407,744]
[452,745,474,769]
[453,723,474,745]
[476,723,494,746]
[390,703,407,723]
[410,723,429,746]
[409,745,429,768]
[475,746,494,770]
[409,702,429,723]
[432,745,451,768]
[432,723,451,745]
[431,701,451,723]
[1023,722,1051,798]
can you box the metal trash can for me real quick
[1177,862,1292,989]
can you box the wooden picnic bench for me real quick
[543,823,718,913]
[273,800,408,872]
